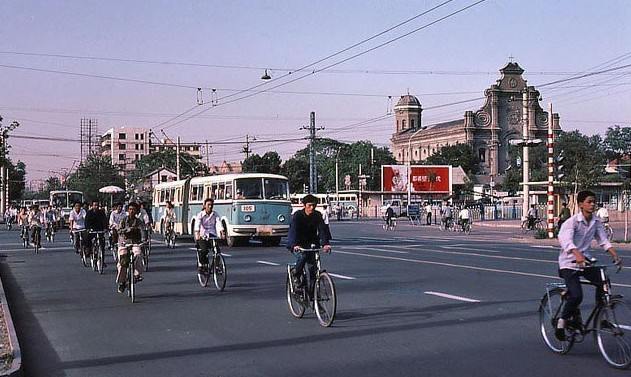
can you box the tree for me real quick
[424,144,480,175]
[127,149,208,186]
[603,125,631,160]
[43,176,63,193]
[7,160,26,201]
[66,155,125,202]
[242,151,282,174]
[281,158,309,193]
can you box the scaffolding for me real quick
[79,118,99,161]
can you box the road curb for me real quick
[0,272,22,377]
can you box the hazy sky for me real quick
[1,0,630,183]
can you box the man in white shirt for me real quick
[425,203,432,225]
[458,207,471,231]
[556,190,621,340]
[109,203,126,247]
[69,202,87,254]
[194,198,224,273]
[596,204,609,223]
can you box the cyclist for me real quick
[109,203,125,247]
[557,202,571,231]
[556,190,622,341]
[85,201,108,264]
[193,198,223,273]
[3,207,11,227]
[69,202,87,254]
[138,202,152,243]
[27,204,45,247]
[458,206,471,232]
[116,202,145,293]
[440,203,453,229]
[384,204,395,229]
[161,201,176,235]
[527,204,538,230]
[596,203,609,224]
[425,202,432,225]
[286,194,332,296]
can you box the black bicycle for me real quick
[286,246,337,327]
[119,243,143,303]
[31,225,42,254]
[20,224,29,248]
[141,227,152,272]
[71,230,89,267]
[164,221,176,249]
[539,259,631,369]
[89,230,107,274]
[196,236,227,290]
[45,223,55,243]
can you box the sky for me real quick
[0,0,630,183]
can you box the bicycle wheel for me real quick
[464,223,471,235]
[521,220,529,234]
[539,288,574,354]
[34,232,40,254]
[142,246,149,272]
[81,247,89,268]
[97,246,104,275]
[128,261,135,303]
[197,263,210,287]
[286,273,305,319]
[315,272,337,327]
[595,299,631,369]
[212,254,227,291]
[606,226,614,241]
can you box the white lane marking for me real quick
[439,245,501,253]
[328,273,356,280]
[531,245,557,249]
[332,249,631,289]
[257,260,280,266]
[222,252,232,257]
[424,291,480,303]
[345,246,408,254]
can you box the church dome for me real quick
[395,95,421,108]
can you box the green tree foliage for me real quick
[67,155,125,202]
[423,143,481,175]
[603,125,631,159]
[282,138,395,193]
[127,149,208,185]
[43,176,63,193]
[7,160,26,201]
[242,151,282,174]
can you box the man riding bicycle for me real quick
[85,201,109,265]
[116,202,145,293]
[109,203,125,247]
[527,204,538,230]
[458,206,471,231]
[27,204,45,247]
[69,202,87,254]
[556,190,622,341]
[384,204,395,229]
[193,198,224,273]
[286,194,332,296]
[162,201,176,234]
[441,203,453,229]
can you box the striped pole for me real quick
[547,103,555,239]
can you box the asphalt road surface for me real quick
[1,221,630,377]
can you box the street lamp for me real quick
[407,126,427,204]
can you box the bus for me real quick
[152,173,292,247]
[50,190,85,226]
[290,193,330,215]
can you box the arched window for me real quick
[402,120,406,129]
[411,119,415,129]
[479,148,486,162]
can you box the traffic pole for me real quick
[547,103,555,239]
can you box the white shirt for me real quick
[459,208,471,220]
[28,210,45,227]
[558,212,612,270]
[425,205,432,214]
[596,207,609,219]
[138,208,150,225]
[109,210,126,229]
[69,209,86,230]
[162,207,175,222]
[194,210,222,238]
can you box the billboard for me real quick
[382,165,452,193]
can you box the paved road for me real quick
[1,222,630,377]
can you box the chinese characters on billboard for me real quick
[382,165,452,193]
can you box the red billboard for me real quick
[382,165,452,193]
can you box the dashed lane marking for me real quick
[439,245,501,253]
[424,291,480,303]
[257,260,280,266]
[328,273,356,280]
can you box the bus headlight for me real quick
[278,214,286,222]
[244,214,252,222]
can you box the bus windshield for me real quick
[264,178,289,200]
[51,193,68,208]
[235,178,263,200]
[69,193,83,206]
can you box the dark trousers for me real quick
[294,251,317,296]
[426,213,432,225]
[559,268,604,321]
[196,238,218,265]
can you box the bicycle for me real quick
[71,230,89,267]
[89,230,107,274]
[286,245,337,327]
[521,217,545,234]
[457,220,472,235]
[31,225,42,254]
[439,217,455,232]
[119,243,143,303]
[538,259,631,369]
[45,223,56,243]
[382,217,397,231]
[5,216,13,231]
[141,227,152,272]
[195,236,227,290]
[164,221,176,248]
[20,225,29,248]
[109,228,119,263]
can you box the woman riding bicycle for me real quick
[162,201,176,235]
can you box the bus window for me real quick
[217,182,225,200]
[175,188,181,204]
[235,178,263,200]
[211,183,218,199]
[225,182,233,200]
[264,178,288,200]
[203,185,211,200]
[190,186,197,202]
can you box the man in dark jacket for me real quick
[287,194,332,295]
[85,200,108,260]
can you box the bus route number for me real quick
[241,205,255,212]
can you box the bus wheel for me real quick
[226,235,237,247]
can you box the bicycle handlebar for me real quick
[571,258,623,273]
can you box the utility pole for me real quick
[522,90,530,221]
[546,102,555,239]
[242,134,255,159]
[176,136,181,180]
[301,112,324,194]
[205,140,212,167]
